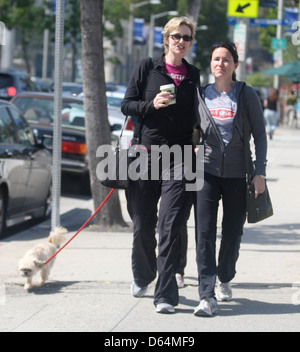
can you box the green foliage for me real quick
[194,0,229,73]
[258,8,277,53]
[246,73,274,87]
[65,0,81,44]
[104,0,130,39]
[0,0,50,34]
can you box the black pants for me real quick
[195,172,247,300]
[126,158,189,307]
[177,192,194,277]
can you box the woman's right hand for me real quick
[153,91,174,110]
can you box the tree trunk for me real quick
[80,0,127,228]
[21,33,31,75]
[185,0,202,64]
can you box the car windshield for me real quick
[62,85,83,96]
[107,96,123,108]
[13,96,85,129]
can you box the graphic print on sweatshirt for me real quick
[204,84,237,145]
[164,62,188,86]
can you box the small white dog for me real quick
[18,226,67,290]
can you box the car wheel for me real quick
[43,185,52,219]
[0,189,7,239]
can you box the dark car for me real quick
[0,71,37,100]
[0,100,52,238]
[11,92,132,193]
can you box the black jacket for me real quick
[121,54,200,149]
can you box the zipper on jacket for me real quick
[199,94,227,177]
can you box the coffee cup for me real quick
[160,83,176,105]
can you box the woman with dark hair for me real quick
[194,42,268,317]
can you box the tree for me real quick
[81,0,127,228]
[185,0,202,63]
[65,0,81,82]
[0,0,51,74]
[187,0,201,23]
[194,0,229,74]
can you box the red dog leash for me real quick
[43,188,115,265]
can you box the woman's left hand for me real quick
[252,175,266,199]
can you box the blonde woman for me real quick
[121,17,200,314]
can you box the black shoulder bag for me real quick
[100,115,132,190]
[100,58,154,190]
[242,87,274,223]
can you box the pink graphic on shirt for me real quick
[164,62,187,86]
[209,108,235,120]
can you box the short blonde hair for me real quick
[162,17,197,54]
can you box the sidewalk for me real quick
[0,126,300,332]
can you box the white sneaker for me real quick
[156,303,175,314]
[176,274,185,288]
[194,298,218,317]
[131,282,148,297]
[216,281,232,302]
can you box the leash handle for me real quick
[43,188,115,265]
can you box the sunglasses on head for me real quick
[212,41,237,51]
[169,34,193,42]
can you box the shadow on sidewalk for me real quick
[26,281,81,295]
[243,224,300,246]
[217,282,299,317]
[218,298,298,317]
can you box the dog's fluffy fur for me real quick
[18,226,67,290]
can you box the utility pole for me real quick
[52,0,65,230]
[234,18,248,82]
[274,0,284,89]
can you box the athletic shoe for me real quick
[131,282,148,297]
[156,303,175,314]
[194,297,218,317]
[216,281,232,302]
[176,274,185,288]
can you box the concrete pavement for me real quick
[0,126,300,333]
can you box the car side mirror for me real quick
[39,135,53,150]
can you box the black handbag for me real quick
[101,58,153,189]
[242,87,274,223]
[100,116,132,190]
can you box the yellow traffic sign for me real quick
[227,0,259,18]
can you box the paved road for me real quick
[0,126,300,333]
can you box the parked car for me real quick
[80,90,135,131]
[32,77,53,93]
[0,100,52,238]
[11,92,133,193]
[0,71,37,100]
[106,91,125,108]
[51,82,83,96]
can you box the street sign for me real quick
[227,0,259,18]
[272,38,287,50]
[250,18,290,27]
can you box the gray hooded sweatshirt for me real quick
[196,81,267,178]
